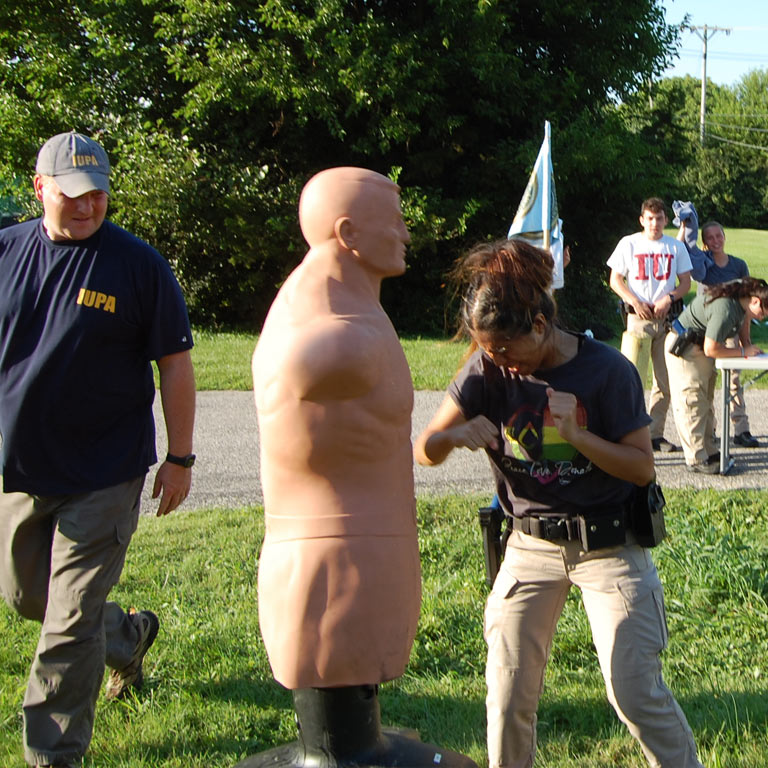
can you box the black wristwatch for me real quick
[166,452,196,468]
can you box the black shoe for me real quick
[707,452,720,465]
[734,431,759,448]
[652,437,680,453]
[686,461,720,475]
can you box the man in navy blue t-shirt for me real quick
[0,132,196,768]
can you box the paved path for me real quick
[142,389,768,514]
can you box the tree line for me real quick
[1,1,766,336]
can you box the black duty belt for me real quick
[512,507,629,551]
[512,515,579,541]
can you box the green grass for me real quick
[189,327,768,394]
[3,491,768,766]
[187,331,470,392]
[188,329,257,391]
[718,228,768,276]
[399,336,469,389]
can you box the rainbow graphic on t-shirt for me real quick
[504,400,587,463]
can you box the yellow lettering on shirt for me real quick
[76,287,117,314]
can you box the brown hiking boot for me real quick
[105,609,159,700]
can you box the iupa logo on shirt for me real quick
[76,287,116,314]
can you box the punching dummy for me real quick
[243,168,476,768]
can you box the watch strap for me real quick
[166,452,196,468]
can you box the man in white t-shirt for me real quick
[607,197,692,452]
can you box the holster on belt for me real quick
[478,505,510,588]
[669,325,704,357]
[630,480,667,547]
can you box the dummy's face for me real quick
[34,175,108,242]
[353,188,410,277]
[639,208,667,241]
[473,325,548,377]
[702,225,725,254]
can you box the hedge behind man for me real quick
[0,131,196,768]
[607,197,692,453]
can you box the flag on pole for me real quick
[508,120,564,289]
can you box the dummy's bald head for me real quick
[299,167,400,248]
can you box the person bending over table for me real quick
[664,278,768,474]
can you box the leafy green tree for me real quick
[622,71,768,232]
[685,70,768,228]
[620,76,702,183]
[1,0,680,333]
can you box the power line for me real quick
[705,120,768,134]
[677,47,768,64]
[708,133,768,152]
[710,113,768,119]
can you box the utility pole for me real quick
[683,24,731,146]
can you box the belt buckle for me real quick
[549,517,572,541]
[530,517,568,541]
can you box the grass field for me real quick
[2,491,768,767]
[188,329,471,391]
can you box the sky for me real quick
[662,0,768,86]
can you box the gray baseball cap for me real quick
[36,131,110,198]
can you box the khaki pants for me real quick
[485,530,702,768]
[626,314,672,441]
[664,334,718,465]
[0,477,144,766]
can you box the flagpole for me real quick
[541,121,551,251]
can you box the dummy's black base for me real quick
[235,685,478,768]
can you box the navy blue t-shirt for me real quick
[449,335,651,518]
[0,218,193,495]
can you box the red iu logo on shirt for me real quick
[632,252,672,281]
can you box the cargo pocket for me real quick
[484,566,521,647]
[650,586,669,650]
[115,501,140,546]
[616,577,669,654]
[115,476,143,546]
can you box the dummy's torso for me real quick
[253,253,421,688]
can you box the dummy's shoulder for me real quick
[259,313,389,402]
